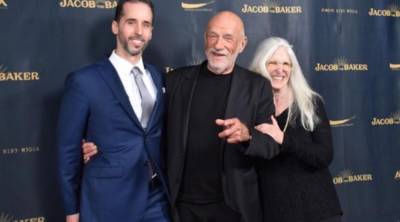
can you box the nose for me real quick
[135,23,143,35]
[214,36,224,50]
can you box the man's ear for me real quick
[111,20,118,35]
[239,35,248,53]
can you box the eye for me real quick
[283,62,292,68]
[223,35,234,42]
[143,21,152,29]
[268,61,278,66]
[206,33,218,40]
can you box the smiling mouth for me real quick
[272,76,285,80]
[131,39,143,44]
[210,50,226,57]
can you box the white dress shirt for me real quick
[109,51,157,120]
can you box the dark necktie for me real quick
[131,66,155,129]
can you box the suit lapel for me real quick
[144,63,163,131]
[96,59,142,128]
[224,65,249,119]
[181,66,200,152]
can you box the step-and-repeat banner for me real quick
[1,0,399,221]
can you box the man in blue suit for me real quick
[57,1,170,222]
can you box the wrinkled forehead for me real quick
[206,12,245,36]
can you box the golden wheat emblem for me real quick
[181,1,214,9]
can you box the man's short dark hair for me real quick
[114,0,154,22]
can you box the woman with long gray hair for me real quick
[249,37,342,222]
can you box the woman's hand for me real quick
[255,116,284,144]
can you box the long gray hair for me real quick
[249,37,320,131]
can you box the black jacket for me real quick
[258,98,342,222]
[165,62,278,222]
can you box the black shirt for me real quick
[178,65,232,203]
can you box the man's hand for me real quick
[255,116,283,144]
[216,118,251,144]
[66,213,79,222]
[82,140,98,164]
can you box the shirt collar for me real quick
[109,50,146,75]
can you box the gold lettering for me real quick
[14,217,45,222]
[369,8,392,17]
[395,171,400,180]
[242,4,301,14]
[315,63,339,72]
[60,0,96,8]
[32,72,40,80]
[104,1,117,9]
[343,64,368,71]
[0,0,7,7]
[0,72,40,81]
[333,177,343,184]
[372,117,399,126]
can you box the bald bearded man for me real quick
[81,11,279,222]
[165,11,278,222]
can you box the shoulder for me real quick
[168,64,200,79]
[67,59,109,80]
[234,65,273,93]
[235,65,269,83]
[144,62,164,75]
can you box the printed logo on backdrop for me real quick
[1,146,40,155]
[369,3,400,17]
[241,0,302,14]
[321,7,358,15]
[329,116,356,128]
[0,213,13,222]
[0,213,45,222]
[315,57,368,72]
[371,111,400,126]
[0,0,7,9]
[395,170,400,181]
[181,1,215,12]
[333,170,373,185]
[0,65,40,81]
[60,0,117,9]
[389,63,400,71]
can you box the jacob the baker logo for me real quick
[0,65,40,81]
[0,213,13,222]
[0,0,7,8]
[330,116,356,127]
[369,3,400,17]
[60,0,117,9]
[242,0,302,14]
[395,170,400,180]
[181,1,215,11]
[371,111,400,126]
[390,63,400,71]
[333,170,373,185]
[315,57,368,72]
[0,213,45,222]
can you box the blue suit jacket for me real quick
[57,59,167,222]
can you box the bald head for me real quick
[204,11,248,74]
[207,11,246,37]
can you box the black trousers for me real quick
[176,201,241,222]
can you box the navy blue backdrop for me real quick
[0,0,399,221]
